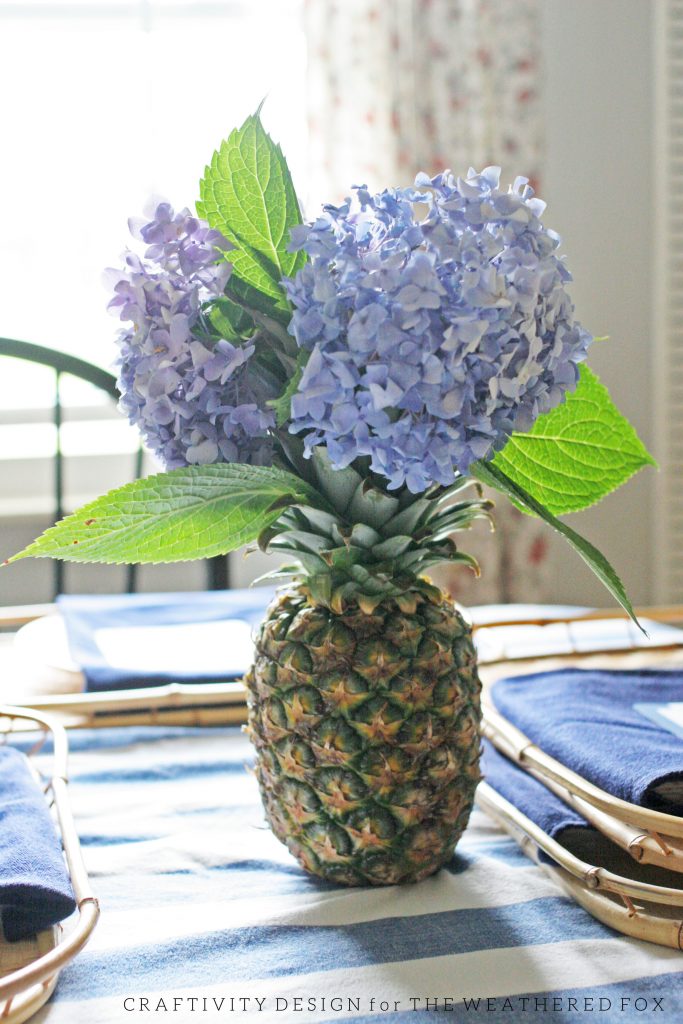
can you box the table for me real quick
[3,607,683,1023]
[31,722,683,1024]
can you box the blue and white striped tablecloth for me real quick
[31,725,683,1024]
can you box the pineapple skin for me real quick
[244,584,482,886]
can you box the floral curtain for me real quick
[304,0,542,209]
[303,0,551,605]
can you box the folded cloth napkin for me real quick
[491,668,683,815]
[481,738,683,887]
[0,745,76,941]
[57,588,275,693]
[482,737,589,843]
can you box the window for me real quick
[0,0,307,413]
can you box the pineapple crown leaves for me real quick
[252,450,492,611]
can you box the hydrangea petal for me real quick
[285,171,592,492]
[108,203,275,469]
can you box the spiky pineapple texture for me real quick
[244,450,489,886]
[245,583,481,885]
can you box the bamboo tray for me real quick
[16,681,249,730]
[482,703,683,872]
[0,706,99,1023]
[476,781,683,949]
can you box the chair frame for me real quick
[0,337,229,595]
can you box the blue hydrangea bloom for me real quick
[107,202,275,468]
[285,169,592,492]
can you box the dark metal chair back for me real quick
[0,338,229,597]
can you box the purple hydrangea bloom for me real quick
[285,169,592,492]
[107,202,275,468]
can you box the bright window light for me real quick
[0,0,307,410]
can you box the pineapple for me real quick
[244,450,491,886]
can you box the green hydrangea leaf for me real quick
[492,365,656,515]
[471,460,644,632]
[205,296,255,341]
[223,273,290,326]
[8,465,325,566]
[198,111,306,317]
[268,349,308,426]
[221,245,288,312]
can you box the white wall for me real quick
[538,0,656,606]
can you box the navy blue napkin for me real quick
[481,737,589,842]
[481,738,683,886]
[491,668,683,814]
[57,588,275,693]
[0,745,76,941]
